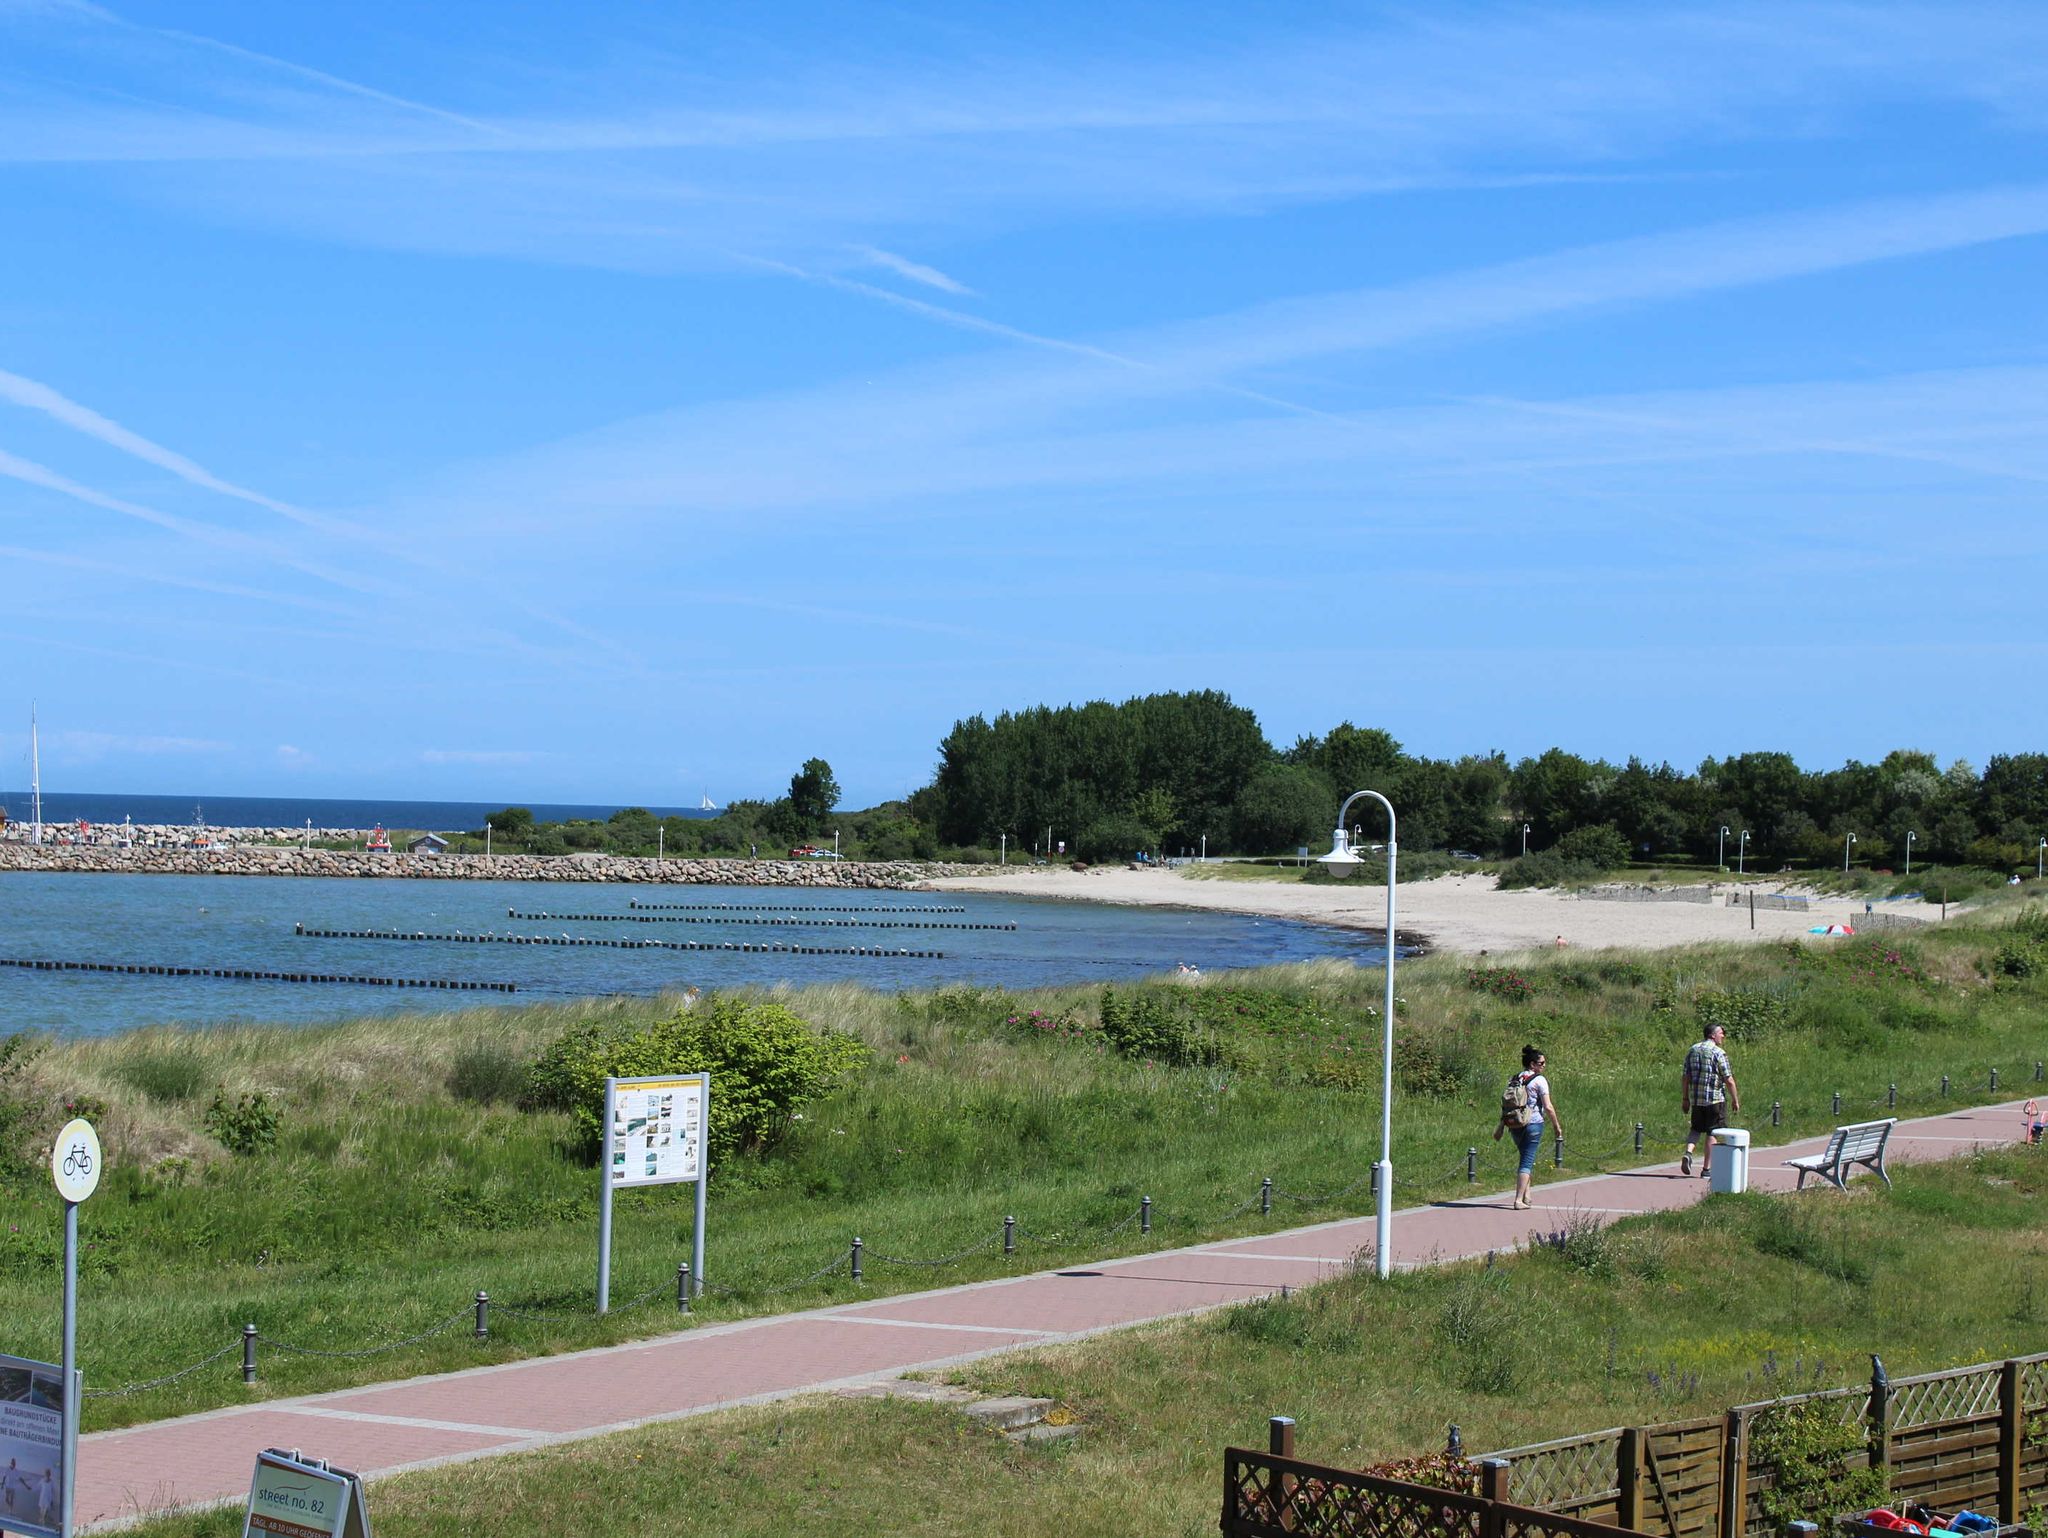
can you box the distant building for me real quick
[408,832,450,856]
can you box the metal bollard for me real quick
[1370,1165,1381,1201]
[1003,1215,1016,1255]
[1888,1083,1897,1109]
[2037,1061,2045,1082]
[1553,1132,1565,1168]
[677,1264,690,1314]
[1771,1100,1781,1128]
[850,1236,863,1282]
[474,1291,490,1340]
[1634,1122,1644,1156]
[1990,1068,1999,1091]
[1833,1090,1842,1115]
[1941,1075,1950,1098]
[242,1323,258,1385]
[1260,1177,1272,1215]
[1466,1148,1477,1183]
[1140,1195,1152,1235]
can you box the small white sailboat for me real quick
[699,791,719,812]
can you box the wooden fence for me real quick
[1479,1353,2048,1538]
[1224,1420,1640,1538]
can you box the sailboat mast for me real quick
[30,702,42,846]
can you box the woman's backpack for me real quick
[1500,1071,1535,1128]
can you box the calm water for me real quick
[0,872,1379,1038]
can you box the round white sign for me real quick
[52,1117,102,1203]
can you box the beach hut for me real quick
[407,832,450,856]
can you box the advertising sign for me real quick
[241,1448,372,1538]
[0,1353,74,1538]
[606,1074,707,1189]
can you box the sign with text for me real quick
[606,1074,707,1189]
[0,1353,74,1538]
[242,1447,372,1538]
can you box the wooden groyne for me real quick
[507,909,1015,931]
[0,846,981,887]
[293,925,944,960]
[628,900,967,914]
[0,956,516,991]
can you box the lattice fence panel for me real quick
[1889,1367,2002,1430]
[2021,1356,2048,1411]
[1224,1453,1490,1538]
[1489,1432,1624,1513]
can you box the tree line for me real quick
[928,691,2048,869]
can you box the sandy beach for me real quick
[922,865,1949,956]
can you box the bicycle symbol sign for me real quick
[51,1116,102,1203]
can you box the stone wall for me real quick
[1578,884,1716,904]
[0,845,980,888]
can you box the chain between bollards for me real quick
[1140,1195,1152,1235]
[241,1323,258,1384]
[474,1291,489,1340]
[850,1236,863,1282]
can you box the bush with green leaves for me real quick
[1555,822,1632,870]
[528,997,869,1163]
[1694,986,1790,1041]
[203,1088,281,1156]
[1750,1397,1886,1527]
[1495,849,1604,890]
[1097,988,1248,1070]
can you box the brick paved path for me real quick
[71,1098,2035,1531]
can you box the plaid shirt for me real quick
[1684,1039,1732,1107]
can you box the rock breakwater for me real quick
[0,845,982,887]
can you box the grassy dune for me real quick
[113,1145,2048,1538]
[2,903,2044,1431]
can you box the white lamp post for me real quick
[658,823,665,861]
[1316,789,1397,1279]
[1738,829,1750,875]
[1718,825,1729,870]
[1843,830,1857,874]
[1521,822,1531,857]
[2038,838,2045,880]
[1000,832,1007,865]
[833,828,840,860]
[1200,833,1207,862]
[1904,830,1915,875]
[485,823,492,858]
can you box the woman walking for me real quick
[1495,1044,1562,1209]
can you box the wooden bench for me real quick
[1784,1118,1895,1192]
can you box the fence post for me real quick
[851,1236,863,1282]
[1467,1148,1478,1183]
[1724,1409,1749,1538]
[1997,1357,2022,1522]
[1261,1178,1272,1216]
[1269,1415,1295,1457]
[1480,1459,1511,1538]
[1270,1415,1298,1533]
[1868,1354,1891,1472]
[474,1290,489,1340]
[1141,1195,1152,1235]
[1618,1426,1642,1531]
[1004,1215,1016,1254]
[241,1323,258,1385]
[1786,1522,1820,1538]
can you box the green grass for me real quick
[111,1145,2048,1538]
[3,905,2046,1432]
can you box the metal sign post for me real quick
[50,1118,99,1538]
[597,1074,709,1314]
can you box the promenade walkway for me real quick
[75,1098,2035,1531]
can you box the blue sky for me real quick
[2,1,2045,809]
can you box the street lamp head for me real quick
[1317,827,1362,878]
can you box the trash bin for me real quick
[1708,1127,1751,1194]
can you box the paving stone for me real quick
[960,1395,1055,1430]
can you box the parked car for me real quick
[1450,850,1483,861]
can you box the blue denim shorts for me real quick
[1513,1121,1545,1175]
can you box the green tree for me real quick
[485,807,535,837]
[1232,764,1332,853]
[788,758,841,829]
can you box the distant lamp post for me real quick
[1904,830,1915,875]
[1000,832,1007,866]
[1200,833,1207,862]
[1718,825,1729,871]
[833,828,840,860]
[1521,822,1531,857]
[1844,830,1857,874]
[1316,789,1397,1280]
[1738,829,1750,875]
[303,817,311,851]
[658,823,665,861]
[485,823,492,858]
[2038,837,2045,880]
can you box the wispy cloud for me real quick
[421,748,542,766]
[851,246,973,296]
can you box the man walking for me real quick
[1680,1023,1740,1177]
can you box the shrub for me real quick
[1750,1398,1886,1528]
[1496,850,1604,890]
[0,1033,45,1167]
[204,1089,281,1156]
[1097,988,1242,1070]
[1302,1056,1375,1092]
[1394,1026,1482,1097]
[1466,967,1534,1002]
[1993,942,2039,980]
[448,1041,529,1105]
[531,997,869,1163]
[1556,823,1632,870]
[1693,987,1789,1042]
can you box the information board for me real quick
[606,1074,707,1188]
[241,1447,372,1538]
[0,1353,75,1538]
